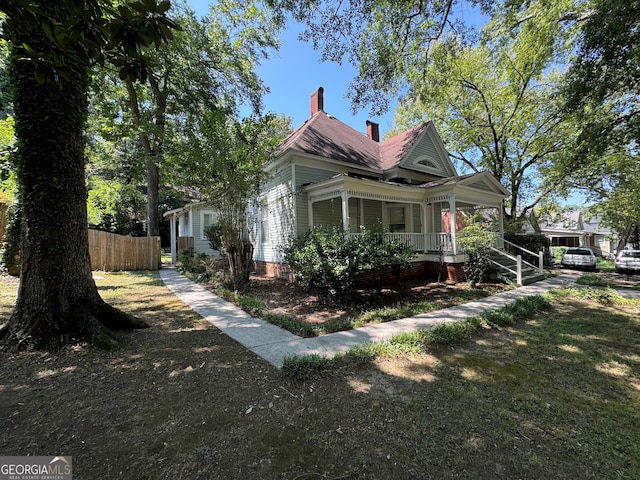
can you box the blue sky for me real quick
[186,1,396,136]
[185,1,586,206]
[186,1,486,137]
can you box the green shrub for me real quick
[283,225,415,300]
[204,223,223,251]
[457,224,496,287]
[505,233,551,266]
[350,227,415,293]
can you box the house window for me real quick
[388,205,406,233]
[200,210,217,240]
[260,201,269,243]
[417,159,437,169]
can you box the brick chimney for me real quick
[366,120,380,142]
[310,87,324,116]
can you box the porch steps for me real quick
[488,249,545,286]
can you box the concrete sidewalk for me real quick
[160,267,578,369]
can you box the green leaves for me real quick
[2,0,180,85]
[283,225,415,299]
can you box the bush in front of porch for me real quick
[283,225,415,299]
[457,223,496,287]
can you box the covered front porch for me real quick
[302,172,510,263]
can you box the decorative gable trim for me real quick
[398,122,456,178]
[457,171,510,196]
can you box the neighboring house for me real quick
[164,203,222,260]
[167,87,516,281]
[535,209,617,257]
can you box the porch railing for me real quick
[350,232,454,254]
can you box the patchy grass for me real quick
[1,272,639,480]
[216,278,511,337]
[596,257,616,273]
[577,272,613,287]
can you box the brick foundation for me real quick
[253,260,467,285]
[253,260,292,280]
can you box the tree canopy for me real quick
[391,35,575,224]
[272,0,637,234]
[87,0,282,237]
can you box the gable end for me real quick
[398,123,456,178]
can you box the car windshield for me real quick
[566,249,592,255]
[621,251,640,258]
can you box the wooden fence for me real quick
[89,229,161,271]
[177,236,194,254]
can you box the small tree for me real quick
[457,223,496,287]
[174,111,287,290]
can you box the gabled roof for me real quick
[277,110,443,174]
[278,112,381,169]
[538,210,614,235]
[538,210,583,232]
[379,123,428,169]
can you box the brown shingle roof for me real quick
[278,111,426,171]
[379,123,427,170]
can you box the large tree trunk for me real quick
[146,160,160,237]
[124,77,163,237]
[0,2,148,351]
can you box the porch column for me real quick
[307,199,314,229]
[170,212,177,264]
[449,195,457,254]
[498,204,505,249]
[422,203,428,253]
[341,191,349,232]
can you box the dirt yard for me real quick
[221,273,510,327]
[1,269,639,479]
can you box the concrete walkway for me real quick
[159,268,588,369]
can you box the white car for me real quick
[615,249,640,274]
[560,247,597,271]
